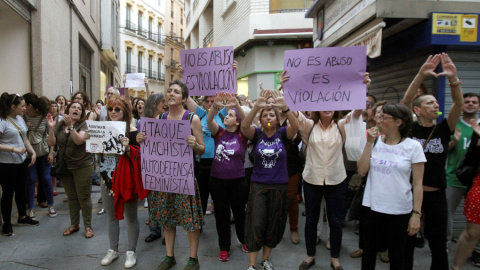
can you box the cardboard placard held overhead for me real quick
[181,46,236,96]
[283,46,367,111]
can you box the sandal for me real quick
[85,228,94,238]
[63,225,80,236]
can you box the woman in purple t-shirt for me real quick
[240,89,300,270]
[207,92,248,262]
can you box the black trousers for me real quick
[404,189,449,270]
[0,161,28,225]
[197,158,213,214]
[361,208,410,270]
[210,176,248,251]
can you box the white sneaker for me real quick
[48,206,57,218]
[143,199,148,208]
[125,251,137,268]
[27,209,36,220]
[101,249,119,266]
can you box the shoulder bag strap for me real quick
[422,125,436,150]
[7,118,25,141]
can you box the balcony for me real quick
[126,20,136,32]
[137,67,147,74]
[157,73,165,81]
[203,29,213,48]
[138,27,147,37]
[126,64,136,74]
[148,70,157,80]
[148,31,156,41]
[157,35,165,45]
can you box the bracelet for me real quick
[449,78,462,87]
[11,147,14,153]
[412,210,422,216]
[282,108,290,114]
[194,142,198,149]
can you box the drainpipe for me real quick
[69,1,73,95]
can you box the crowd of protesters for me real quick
[0,52,479,270]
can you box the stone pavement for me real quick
[0,185,476,270]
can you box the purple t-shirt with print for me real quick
[211,126,248,180]
[250,127,289,184]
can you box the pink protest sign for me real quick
[283,46,367,111]
[139,117,195,195]
[181,46,236,96]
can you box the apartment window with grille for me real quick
[138,12,143,31]
[126,47,132,72]
[148,18,153,40]
[138,52,143,71]
[180,9,183,25]
[158,23,163,44]
[158,59,163,79]
[148,55,153,78]
[171,0,174,18]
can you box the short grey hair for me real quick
[107,87,120,95]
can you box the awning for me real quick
[339,21,386,58]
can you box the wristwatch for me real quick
[68,126,74,131]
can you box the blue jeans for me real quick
[304,179,347,258]
[27,155,54,208]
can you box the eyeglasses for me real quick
[73,96,83,101]
[377,114,395,121]
[10,94,20,106]
[366,100,374,108]
[107,92,115,96]
[107,107,122,113]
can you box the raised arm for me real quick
[241,89,268,140]
[46,113,57,147]
[224,92,246,120]
[270,90,299,139]
[207,93,224,136]
[438,53,464,132]
[401,54,441,109]
[357,127,379,176]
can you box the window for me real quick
[126,47,132,72]
[138,52,143,72]
[180,9,183,24]
[148,55,153,78]
[158,59,163,77]
[158,0,161,5]
[270,0,315,13]
[126,4,133,30]
[79,40,92,96]
[171,0,174,18]
[158,23,163,43]
[180,29,183,38]
[138,11,143,30]
[148,17,153,40]
[171,22,174,33]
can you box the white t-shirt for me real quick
[0,116,28,164]
[362,137,426,215]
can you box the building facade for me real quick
[184,0,313,99]
[306,0,480,238]
[165,0,185,86]
[119,0,166,98]
[0,0,121,103]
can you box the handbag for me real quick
[348,175,367,221]
[26,116,50,157]
[50,130,70,178]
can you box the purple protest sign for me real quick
[139,117,195,195]
[283,46,367,111]
[181,46,236,96]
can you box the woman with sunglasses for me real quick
[98,95,147,268]
[358,103,425,270]
[0,93,39,236]
[137,80,205,270]
[47,101,94,238]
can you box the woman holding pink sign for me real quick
[137,80,205,270]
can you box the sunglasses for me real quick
[107,107,122,113]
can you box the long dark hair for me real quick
[310,111,342,125]
[132,97,145,119]
[23,93,49,117]
[71,91,91,110]
[62,102,86,128]
[0,92,24,119]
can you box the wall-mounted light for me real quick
[239,49,246,57]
